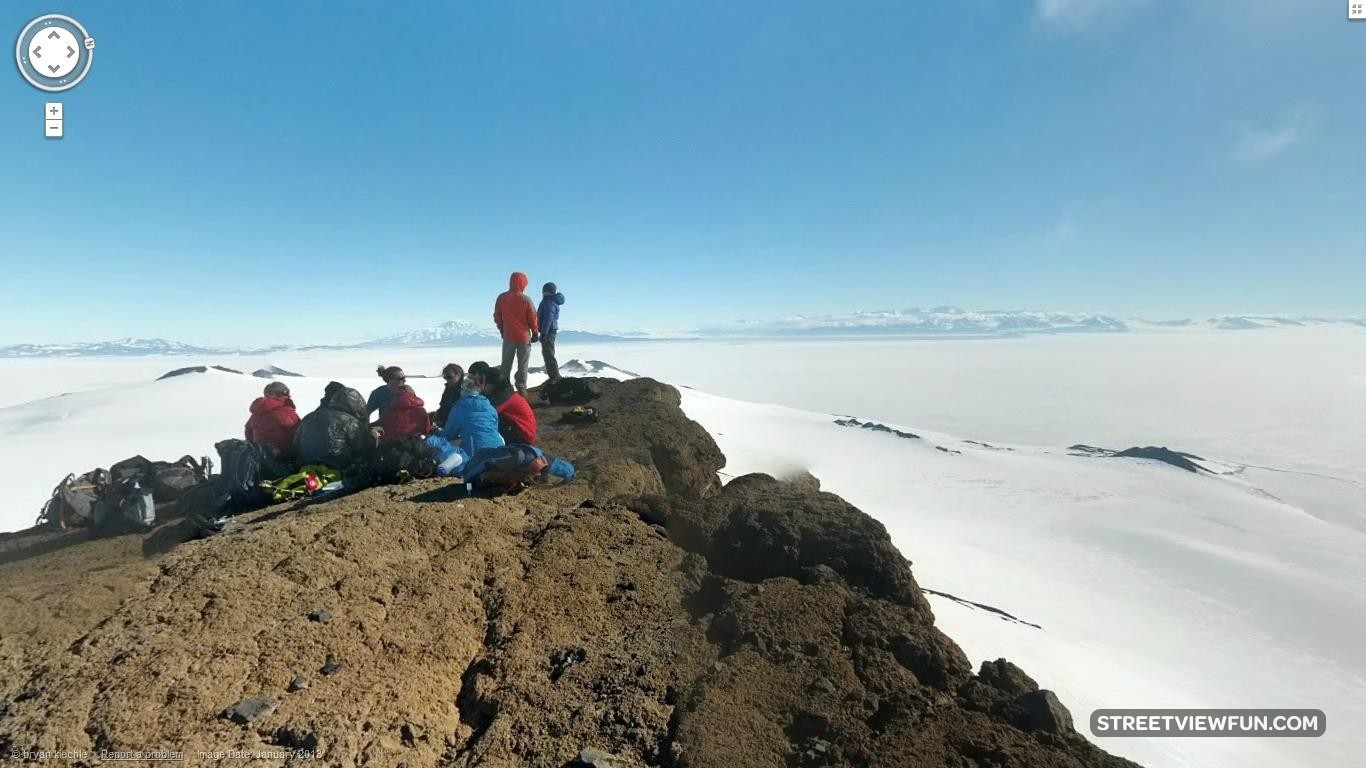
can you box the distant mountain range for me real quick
[355,320,629,348]
[1129,315,1366,331]
[711,307,1128,336]
[0,338,222,357]
[2,311,1362,357]
[0,322,638,358]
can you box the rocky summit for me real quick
[0,378,1140,767]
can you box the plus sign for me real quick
[49,106,58,116]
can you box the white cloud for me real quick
[1036,0,1142,26]
[1231,104,1313,163]
[1049,204,1082,243]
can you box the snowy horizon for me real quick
[3,307,1365,353]
[1,329,1363,768]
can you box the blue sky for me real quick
[2,1,1362,345]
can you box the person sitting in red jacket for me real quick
[481,367,538,444]
[379,384,432,443]
[245,382,301,458]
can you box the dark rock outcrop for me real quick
[1069,444,1211,473]
[252,365,303,379]
[157,365,243,380]
[834,417,921,440]
[0,377,1140,768]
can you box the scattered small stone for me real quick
[287,675,310,693]
[549,646,587,682]
[308,609,332,624]
[273,725,319,751]
[575,747,622,767]
[321,654,344,677]
[221,696,278,725]
[13,689,38,703]
[401,722,424,747]
[810,675,838,695]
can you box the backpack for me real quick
[216,439,291,511]
[176,477,230,525]
[92,479,156,532]
[37,470,107,529]
[373,435,437,484]
[466,444,550,495]
[558,406,600,425]
[259,465,342,503]
[108,455,213,503]
[543,377,602,406]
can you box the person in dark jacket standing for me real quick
[244,381,300,459]
[537,282,565,383]
[493,271,539,394]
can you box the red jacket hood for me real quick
[393,390,425,409]
[250,395,295,415]
[509,271,528,292]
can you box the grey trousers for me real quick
[501,339,532,392]
[540,330,560,381]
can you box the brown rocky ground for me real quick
[0,378,1140,768]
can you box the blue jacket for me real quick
[366,385,395,416]
[438,392,505,456]
[537,292,565,334]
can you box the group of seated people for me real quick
[242,360,562,485]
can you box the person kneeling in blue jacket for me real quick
[426,385,505,476]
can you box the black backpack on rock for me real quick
[92,479,156,532]
[373,435,437,484]
[543,377,602,406]
[37,456,214,531]
[216,439,292,512]
[108,455,213,503]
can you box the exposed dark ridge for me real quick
[251,366,303,379]
[0,377,1141,768]
[922,587,1043,630]
[834,417,920,440]
[157,365,243,380]
[1069,444,1211,473]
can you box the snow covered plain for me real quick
[1,328,1363,767]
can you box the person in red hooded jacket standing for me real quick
[245,381,301,459]
[493,271,539,394]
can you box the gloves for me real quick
[530,333,541,344]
